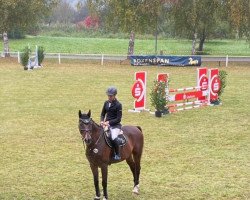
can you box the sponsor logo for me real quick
[211,76,221,94]
[132,79,145,102]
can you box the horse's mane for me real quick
[91,119,102,130]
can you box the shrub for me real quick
[20,46,31,69]
[37,46,45,66]
[8,28,25,39]
[150,80,168,111]
[218,70,227,100]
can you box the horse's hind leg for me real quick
[126,153,141,195]
[133,152,142,186]
[126,155,136,185]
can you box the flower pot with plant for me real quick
[20,46,31,70]
[37,46,45,66]
[211,70,227,105]
[150,80,168,117]
[218,70,227,102]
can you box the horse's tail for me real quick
[136,126,142,132]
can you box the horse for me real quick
[78,110,144,200]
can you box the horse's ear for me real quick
[87,110,91,118]
[78,110,82,118]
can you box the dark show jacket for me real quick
[100,99,122,128]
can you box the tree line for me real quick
[85,0,250,52]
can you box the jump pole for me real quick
[162,67,214,113]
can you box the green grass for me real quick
[0,58,249,199]
[8,36,250,56]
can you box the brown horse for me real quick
[78,110,144,200]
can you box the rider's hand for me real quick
[104,121,109,126]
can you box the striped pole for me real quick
[169,103,210,113]
[169,86,201,93]
[168,100,208,108]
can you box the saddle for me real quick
[104,128,127,148]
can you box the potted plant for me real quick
[37,46,45,66]
[218,70,227,102]
[211,70,227,105]
[150,80,168,117]
[20,46,31,70]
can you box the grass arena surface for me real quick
[0,58,249,199]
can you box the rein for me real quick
[94,131,103,146]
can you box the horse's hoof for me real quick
[103,197,108,200]
[94,196,101,200]
[132,184,139,195]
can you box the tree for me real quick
[85,0,171,33]
[75,2,89,23]
[85,0,174,54]
[169,0,220,54]
[49,0,75,24]
[81,0,250,53]
[222,0,250,39]
[0,0,57,57]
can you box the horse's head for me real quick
[78,110,93,145]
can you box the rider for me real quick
[100,86,122,160]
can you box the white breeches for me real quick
[110,128,120,140]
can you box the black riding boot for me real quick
[113,138,121,160]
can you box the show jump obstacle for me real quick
[24,45,41,70]
[129,68,221,114]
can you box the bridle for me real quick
[79,118,93,143]
[79,117,102,146]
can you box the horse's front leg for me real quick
[90,164,101,200]
[101,165,108,200]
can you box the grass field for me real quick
[0,58,249,200]
[8,36,250,56]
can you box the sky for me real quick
[65,0,85,8]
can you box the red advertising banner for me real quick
[197,68,208,101]
[208,68,221,102]
[131,71,146,110]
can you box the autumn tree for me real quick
[85,0,173,54]
[75,2,89,23]
[222,0,250,39]
[0,0,57,57]
[49,0,75,24]
[82,0,250,53]
[85,0,173,33]
[169,0,221,54]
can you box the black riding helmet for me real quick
[106,86,117,96]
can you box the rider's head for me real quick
[106,86,117,102]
